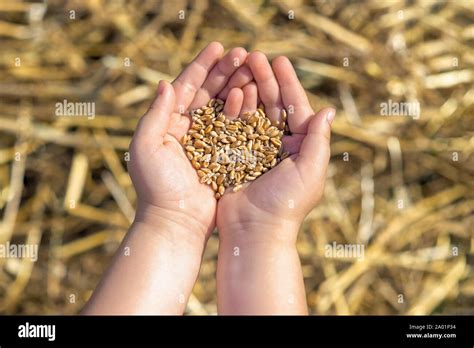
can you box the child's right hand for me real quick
[128,42,249,244]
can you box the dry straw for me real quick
[0,0,472,315]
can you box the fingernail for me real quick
[326,108,336,125]
[157,80,166,95]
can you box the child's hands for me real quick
[217,52,335,244]
[128,42,249,242]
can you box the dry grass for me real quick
[0,0,473,315]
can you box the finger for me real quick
[217,65,253,100]
[241,82,258,114]
[172,41,224,113]
[247,51,283,122]
[296,108,335,180]
[190,47,248,110]
[223,88,244,119]
[136,81,176,144]
[272,56,314,134]
[281,133,305,155]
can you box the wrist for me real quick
[218,219,300,247]
[133,200,209,253]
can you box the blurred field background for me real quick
[0,0,473,315]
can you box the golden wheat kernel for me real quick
[215,192,221,199]
[211,164,221,173]
[204,124,213,133]
[247,133,258,140]
[245,140,252,152]
[267,127,279,137]
[186,152,193,160]
[256,126,265,135]
[270,138,282,147]
[217,174,225,185]
[227,125,238,132]
[194,139,206,148]
[218,185,225,195]
[185,145,195,152]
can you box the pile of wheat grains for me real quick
[181,99,289,199]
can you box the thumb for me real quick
[136,80,175,143]
[295,107,335,181]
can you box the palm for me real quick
[217,137,307,227]
[216,53,331,230]
[131,128,216,221]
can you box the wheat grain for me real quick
[183,99,288,199]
